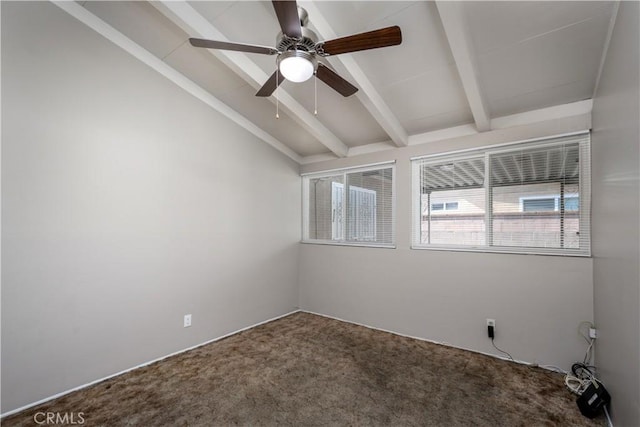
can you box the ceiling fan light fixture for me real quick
[278,50,316,83]
[190,1,402,97]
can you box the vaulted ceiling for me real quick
[66,1,617,163]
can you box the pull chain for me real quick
[314,71,318,115]
[276,67,280,119]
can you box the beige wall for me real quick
[5,0,637,420]
[1,2,300,413]
[591,2,640,424]
[300,117,594,370]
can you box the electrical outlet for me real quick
[184,314,192,328]
[486,319,496,339]
[589,327,597,339]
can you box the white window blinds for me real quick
[412,133,591,256]
[417,156,486,247]
[303,163,395,247]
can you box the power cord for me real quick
[487,323,514,361]
[491,337,514,361]
[565,322,598,395]
[564,365,612,426]
[564,363,596,395]
[539,365,568,374]
[564,322,613,426]
[578,321,595,365]
[603,406,613,427]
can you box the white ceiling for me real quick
[76,1,617,162]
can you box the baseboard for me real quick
[300,309,566,374]
[1,309,301,418]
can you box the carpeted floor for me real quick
[3,312,605,426]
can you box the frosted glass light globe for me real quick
[279,54,315,83]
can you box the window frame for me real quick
[411,133,591,256]
[302,161,396,248]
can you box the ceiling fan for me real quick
[189,0,402,98]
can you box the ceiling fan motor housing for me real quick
[276,28,317,52]
[276,7,317,53]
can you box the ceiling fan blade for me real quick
[317,26,402,56]
[256,70,286,97]
[316,63,358,97]
[272,0,302,38]
[189,38,278,55]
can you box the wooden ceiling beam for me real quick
[300,1,409,147]
[435,1,491,132]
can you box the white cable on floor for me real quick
[540,365,568,374]
[603,405,613,427]
[564,374,590,395]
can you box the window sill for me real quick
[411,245,591,257]
[301,240,396,249]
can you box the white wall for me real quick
[1,2,300,413]
[591,2,640,425]
[299,118,595,369]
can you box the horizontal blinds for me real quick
[304,165,394,246]
[422,157,485,191]
[412,133,590,255]
[415,157,486,246]
[306,174,344,241]
[488,140,588,251]
[346,167,394,245]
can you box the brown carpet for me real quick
[3,312,605,426]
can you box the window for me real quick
[431,201,459,212]
[565,196,579,211]
[303,162,395,247]
[415,155,487,246]
[412,133,591,256]
[522,197,556,212]
[520,195,579,212]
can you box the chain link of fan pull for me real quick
[314,71,317,115]
[276,67,280,119]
